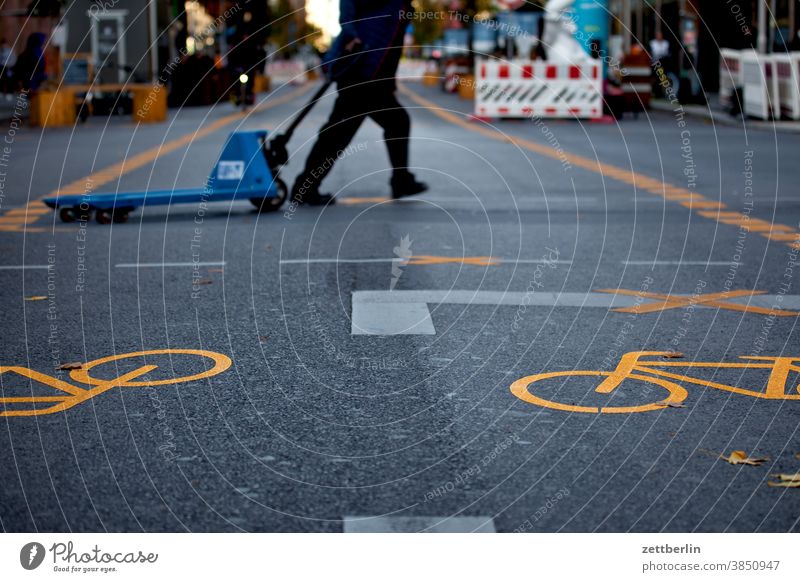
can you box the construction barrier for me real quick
[719,48,743,110]
[444,60,470,93]
[266,60,307,85]
[30,83,168,127]
[741,51,780,119]
[620,53,652,112]
[474,59,602,119]
[396,59,429,80]
[774,52,800,120]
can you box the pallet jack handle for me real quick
[265,46,363,171]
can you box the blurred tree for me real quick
[411,0,446,47]
[268,0,303,55]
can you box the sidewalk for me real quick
[650,93,800,134]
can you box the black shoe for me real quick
[291,181,336,206]
[391,174,428,199]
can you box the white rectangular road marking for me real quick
[114,261,226,268]
[352,301,435,335]
[343,515,496,533]
[351,290,800,335]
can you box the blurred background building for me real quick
[0,0,797,117]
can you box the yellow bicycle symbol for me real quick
[510,351,800,414]
[0,349,232,417]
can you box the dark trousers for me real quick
[295,83,410,193]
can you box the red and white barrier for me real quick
[774,52,800,120]
[475,59,602,119]
[396,59,430,80]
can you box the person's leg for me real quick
[293,86,366,204]
[368,89,427,198]
[367,90,410,175]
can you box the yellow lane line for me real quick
[398,83,800,251]
[0,84,313,232]
[339,196,391,205]
[5,207,50,215]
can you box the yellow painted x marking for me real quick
[596,288,799,316]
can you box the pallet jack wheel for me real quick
[96,209,113,224]
[112,209,131,223]
[60,206,92,223]
[59,207,78,223]
[250,178,288,213]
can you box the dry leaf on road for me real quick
[24,296,47,301]
[770,473,800,482]
[57,362,83,371]
[768,473,800,488]
[721,450,769,466]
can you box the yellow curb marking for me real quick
[511,350,800,414]
[0,349,232,417]
[398,83,800,251]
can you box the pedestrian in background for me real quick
[649,31,675,97]
[649,31,670,65]
[0,39,16,98]
[13,33,46,92]
[291,0,428,206]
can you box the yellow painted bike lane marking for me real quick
[398,83,800,251]
[0,84,313,233]
[510,350,800,414]
[0,349,231,417]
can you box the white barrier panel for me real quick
[741,52,780,119]
[774,52,800,120]
[397,59,430,80]
[266,60,307,85]
[719,48,743,109]
[475,59,603,119]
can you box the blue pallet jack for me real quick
[44,76,336,224]
[44,129,288,224]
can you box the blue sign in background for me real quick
[570,0,610,56]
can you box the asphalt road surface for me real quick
[1,80,799,532]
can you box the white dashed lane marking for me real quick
[114,262,226,268]
[343,515,496,533]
